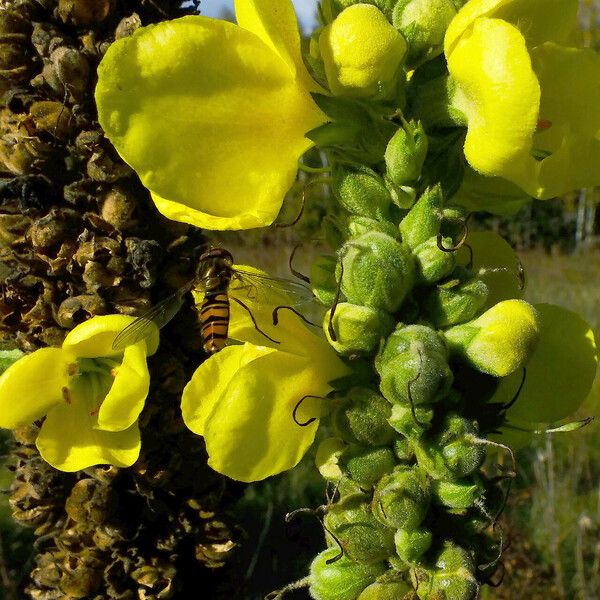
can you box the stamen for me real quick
[62,387,72,405]
[110,368,119,378]
[67,363,78,377]
[536,119,552,132]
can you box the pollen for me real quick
[536,119,552,132]
[110,367,119,377]
[67,363,78,376]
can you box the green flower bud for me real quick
[415,542,478,600]
[358,580,413,599]
[385,121,428,185]
[388,403,434,440]
[421,274,489,328]
[316,437,347,481]
[325,303,395,356]
[444,299,540,377]
[341,445,397,488]
[413,237,456,285]
[310,548,386,600]
[373,467,430,530]
[340,232,416,312]
[333,165,393,220]
[395,527,432,564]
[432,478,482,509]
[324,494,396,563]
[393,436,414,461]
[414,414,485,480]
[311,255,338,306]
[332,388,396,446]
[399,185,443,250]
[388,183,417,210]
[376,325,453,406]
[347,216,401,240]
[392,0,457,66]
[319,4,408,99]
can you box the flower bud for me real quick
[399,185,443,250]
[319,4,408,99]
[421,273,489,328]
[414,414,485,480]
[340,445,397,488]
[310,548,386,600]
[332,388,396,446]
[325,303,395,356]
[340,232,415,313]
[432,478,482,509]
[372,467,430,530]
[358,580,413,599]
[415,542,478,600]
[376,325,453,406]
[316,437,347,481]
[311,255,338,306]
[385,121,428,185]
[444,299,540,377]
[347,216,400,240]
[392,0,457,66]
[413,237,456,284]
[394,527,432,564]
[393,436,414,461]
[324,494,395,563]
[333,165,393,220]
[388,403,434,440]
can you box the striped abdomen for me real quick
[200,291,230,354]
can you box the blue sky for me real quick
[200,0,318,31]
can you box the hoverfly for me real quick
[112,247,315,354]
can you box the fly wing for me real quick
[229,267,315,308]
[112,286,191,351]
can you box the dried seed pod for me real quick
[0,9,33,92]
[87,148,133,181]
[26,101,73,141]
[56,293,107,328]
[116,13,142,39]
[58,0,114,26]
[101,186,138,229]
[41,46,90,100]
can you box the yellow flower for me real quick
[181,268,348,482]
[319,4,408,98]
[0,316,158,471]
[445,0,600,199]
[492,304,598,425]
[95,0,325,230]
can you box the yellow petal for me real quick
[234,0,318,91]
[96,16,325,231]
[496,304,598,423]
[36,379,140,471]
[445,0,578,55]
[182,344,275,436]
[203,351,332,482]
[63,315,159,358]
[447,18,540,176]
[511,44,600,198]
[319,4,408,98]
[0,348,67,429]
[97,342,150,432]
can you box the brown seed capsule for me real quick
[101,186,137,229]
[116,13,142,39]
[58,0,114,26]
[26,101,73,141]
[42,46,90,100]
[0,10,33,92]
[56,294,107,328]
[87,149,133,181]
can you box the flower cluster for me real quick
[2,0,598,599]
